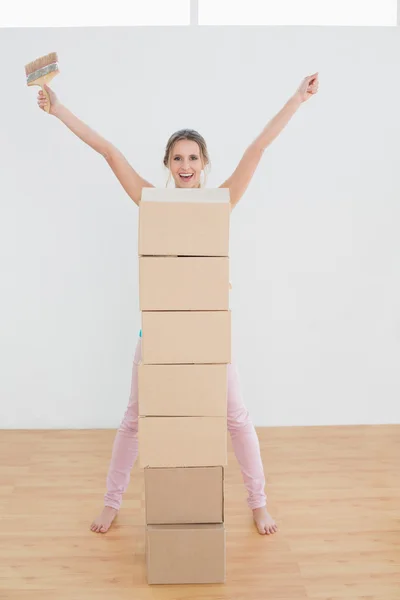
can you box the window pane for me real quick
[199,0,397,26]
[1,0,190,27]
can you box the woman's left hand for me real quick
[295,73,319,103]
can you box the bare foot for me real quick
[90,506,118,533]
[252,506,278,535]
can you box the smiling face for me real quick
[168,139,204,188]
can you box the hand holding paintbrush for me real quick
[37,84,60,115]
[25,51,60,114]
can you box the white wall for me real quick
[1,26,399,428]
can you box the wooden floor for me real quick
[1,425,399,599]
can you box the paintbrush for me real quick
[25,52,59,113]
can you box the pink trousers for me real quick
[104,337,267,511]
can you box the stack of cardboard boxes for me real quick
[137,188,231,585]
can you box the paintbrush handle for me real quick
[41,84,51,114]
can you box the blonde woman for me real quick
[37,72,319,535]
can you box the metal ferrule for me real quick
[27,62,58,84]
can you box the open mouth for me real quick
[179,173,194,181]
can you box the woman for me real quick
[37,72,319,536]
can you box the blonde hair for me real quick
[163,129,211,188]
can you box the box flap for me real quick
[141,187,230,203]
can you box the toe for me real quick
[257,523,266,535]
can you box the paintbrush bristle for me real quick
[25,52,58,77]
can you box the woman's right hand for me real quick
[37,83,60,115]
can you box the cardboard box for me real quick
[146,523,225,584]
[138,188,230,257]
[139,256,229,311]
[144,466,224,524]
[138,363,227,417]
[141,310,231,364]
[139,416,227,468]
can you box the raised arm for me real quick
[38,83,154,206]
[219,73,319,209]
